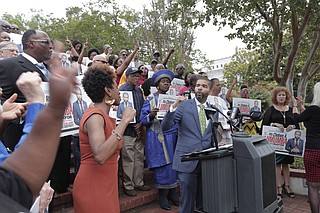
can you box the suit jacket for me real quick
[117,101,133,119]
[0,54,48,103]
[161,98,213,173]
[72,100,88,125]
[0,54,48,150]
[285,138,304,154]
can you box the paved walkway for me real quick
[122,194,311,213]
[55,193,311,212]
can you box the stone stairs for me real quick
[52,168,158,212]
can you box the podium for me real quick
[181,133,283,213]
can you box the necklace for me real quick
[280,111,286,124]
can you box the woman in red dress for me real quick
[73,63,136,213]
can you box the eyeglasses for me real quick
[1,25,11,29]
[122,54,128,56]
[31,39,51,45]
[1,48,19,53]
[11,27,19,31]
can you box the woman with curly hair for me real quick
[261,86,299,198]
[73,63,136,213]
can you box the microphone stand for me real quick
[205,111,220,151]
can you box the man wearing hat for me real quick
[140,69,180,210]
[92,55,108,65]
[119,67,151,196]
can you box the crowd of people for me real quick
[0,18,319,213]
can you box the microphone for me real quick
[230,107,239,120]
[208,104,223,114]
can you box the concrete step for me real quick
[52,169,156,212]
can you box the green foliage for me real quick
[291,157,305,170]
[249,85,273,111]
[1,0,208,74]
[168,0,320,100]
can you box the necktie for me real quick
[35,63,50,79]
[198,104,206,136]
[79,101,84,114]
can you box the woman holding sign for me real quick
[140,69,179,210]
[293,83,320,213]
[261,86,299,198]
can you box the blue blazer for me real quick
[285,138,304,154]
[73,100,88,125]
[117,101,133,119]
[161,98,213,173]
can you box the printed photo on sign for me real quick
[207,95,229,129]
[116,91,136,123]
[233,98,262,115]
[157,94,178,120]
[170,78,185,96]
[262,125,306,157]
[41,76,93,137]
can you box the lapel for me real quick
[191,99,202,136]
[18,55,48,82]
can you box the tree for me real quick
[169,0,320,100]
[2,0,210,74]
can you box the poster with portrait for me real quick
[232,98,262,115]
[262,125,306,157]
[207,95,230,129]
[114,91,136,124]
[41,75,93,137]
[157,94,178,120]
[170,78,185,96]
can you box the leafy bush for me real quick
[291,157,305,170]
[249,85,273,110]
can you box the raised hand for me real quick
[172,96,186,109]
[122,107,136,124]
[134,39,140,51]
[48,66,77,111]
[83,39,89,49]
[65,36,72,47]
[16,72,44,104]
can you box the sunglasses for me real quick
[122,53,128,56]
[31,39,51,45]
[1,25,11,29]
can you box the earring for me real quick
[105,98,115,105]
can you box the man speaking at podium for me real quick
[162,76,213,213]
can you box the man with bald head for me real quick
[0,29,53,150]
[0,20,11,33]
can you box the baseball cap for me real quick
[126,67,142,76]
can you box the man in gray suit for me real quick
[162,76,213,213]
